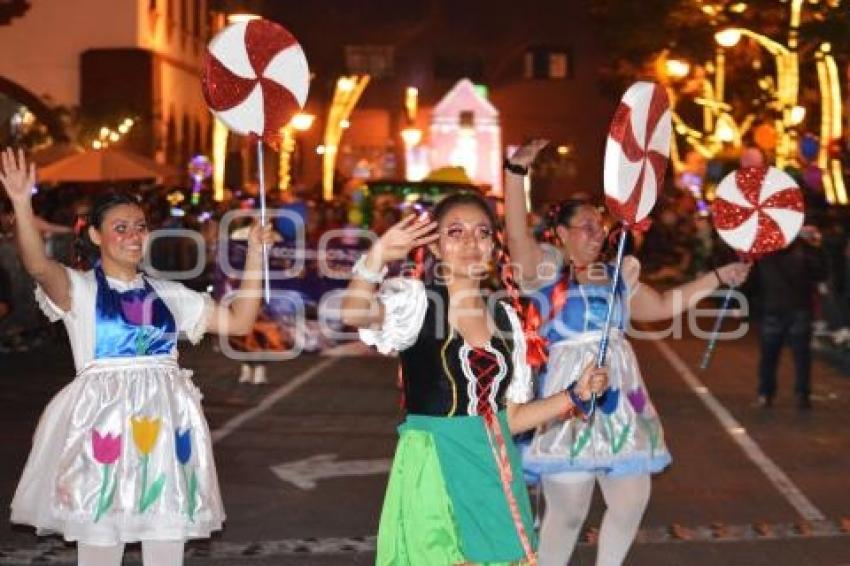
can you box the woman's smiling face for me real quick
[89,204,149,269]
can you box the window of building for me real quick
[523,47,572,80]
[344,45,394,78]
[434,53,485,82]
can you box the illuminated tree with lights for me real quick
[591,0,850,204]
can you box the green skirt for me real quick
[377,412,537,565]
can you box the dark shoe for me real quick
[756,395,774,409]
[796,395,812,410]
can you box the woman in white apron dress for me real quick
[1,148,274,565]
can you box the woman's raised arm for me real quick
[0,148,70,311]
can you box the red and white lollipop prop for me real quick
[712,166,804,257]
[700,166,805,370]
[590,82,671,418]
[203,19,309,146]
[202,19,309,301]
[604,82,672,227]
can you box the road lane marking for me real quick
[211,357,338,444]
[270,454,392,489]
[654,340,826,521]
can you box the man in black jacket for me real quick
[753,225,829,409]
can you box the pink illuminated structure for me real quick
[429,79,502,195]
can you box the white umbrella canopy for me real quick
[30,142,85,167]
[37,148,180,183]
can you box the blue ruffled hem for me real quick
[521,449,672,484]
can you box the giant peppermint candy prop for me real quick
[603,82,671,226]
[202,19,309,147]
[712,166,804,258]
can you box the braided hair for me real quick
[419,191,545,365]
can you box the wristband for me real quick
[567,385,591,419]
[503,158,529,176]
[352,254,388,284]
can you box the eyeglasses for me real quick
[566,222,607,237]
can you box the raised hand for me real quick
[716,261,752,288]
[0,148,36,205]
[574,363,609,401]
[373,214,438,263]
[508,139,549,168]
[247,221,276,251]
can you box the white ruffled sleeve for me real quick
[33,266,86,322]
[359,277,428,355]
[152,279,214,345]
[502,303,534,404]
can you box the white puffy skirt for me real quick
[11,355,225,545]
[523,331,671,478]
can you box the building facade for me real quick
[0,0,212,167]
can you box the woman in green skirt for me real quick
[341,192,608,565]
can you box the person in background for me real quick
[751,222,829,409]
[504,139,751,566]
[228,217,284,385]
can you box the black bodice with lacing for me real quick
[398,284,516,417]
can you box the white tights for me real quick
[538,473,651,566]
[77,540,184,566]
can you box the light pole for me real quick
[278,112,315,192]
[714,26,800,167]
[815,43,848,204]
[322,75,370,201]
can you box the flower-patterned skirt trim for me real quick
[522,335,672,479]
[10,358,224,545]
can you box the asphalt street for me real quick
[1,322,849,565]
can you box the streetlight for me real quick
[665,58,691,80]
[290,112,315,131]
[714,28,742,48]
[714,26,799,167]
[789,105,806,126]
[227,13,261,24]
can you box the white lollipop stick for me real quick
[256,140,270,303]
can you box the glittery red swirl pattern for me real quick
[712,166,804,255]
[606,85,669,225]
[202,19,304,148]
[711,198,755,231]
[735,166,767,206]
[202,53,256,112]
[244,19,297,77]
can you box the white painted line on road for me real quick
[654,340,827,522]
[271,454,392,489]
[211,358,338,444]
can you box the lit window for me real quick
[524,47,571,80]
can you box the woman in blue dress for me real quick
[503,140,751,566]
[1,148,273,566]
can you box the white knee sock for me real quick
[538,475,596,566]
[141,540,185,566]
[77,543,125,566]
[596,474,651,566]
